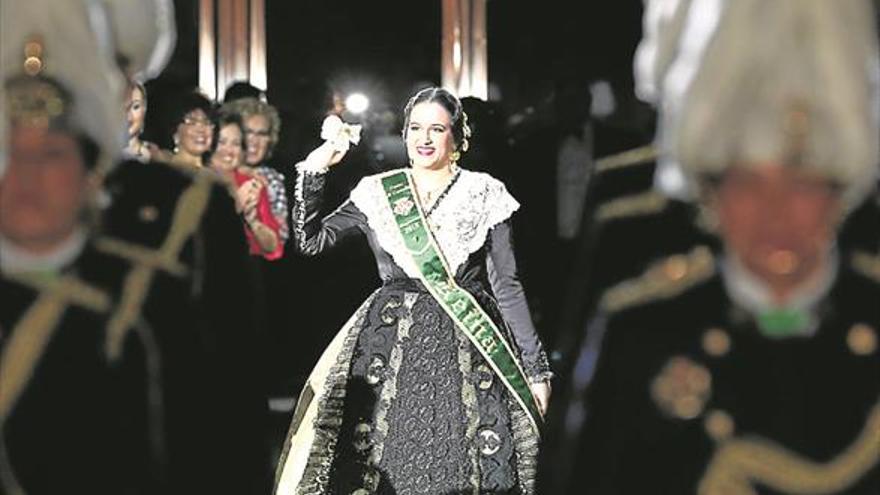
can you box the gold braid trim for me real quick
[595,191,669,223]
[699,402,880,495]
[599,245,716,314]
[158,158,229,187]
[595,145,658,173]
[0,275,110,426]
[95,237,190,277]
[5,272,111,313]
[103,173,213,361]
[851,251,880,284]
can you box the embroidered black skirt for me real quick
[316,279,537,494]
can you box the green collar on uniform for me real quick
[722,252,836,339]
[756,308,811,338]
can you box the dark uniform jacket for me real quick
[552,246,880,494]
[840,185,880,257]
[99,159,272,493]
[551,159,715,401]
[0,247,157,494]
[0,158,272,494]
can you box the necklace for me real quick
[413,167,460,213]
[421,184,444,202]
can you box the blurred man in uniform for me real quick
[98,1,273,491]
[1,1,272,492]
[550,0,715,379]
[0,2,163,492]
[543,0,880,493]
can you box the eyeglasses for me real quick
[245,128,271,138]
[183,117,215,128]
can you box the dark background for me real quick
[142,0,656,405]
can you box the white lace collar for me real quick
[350,168,520,278]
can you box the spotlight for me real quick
[345,93,370,114]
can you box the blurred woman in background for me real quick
[156,91,215,168]
[224,97,289,245]
[122,79,158,162]
[207,111,283,260]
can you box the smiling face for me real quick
[404,101,456,171]
[175,108,213,157]
[209,123,244,171]
[244,114,271,166]
[713,163,841,299]
[125,85,146,140]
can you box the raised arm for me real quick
[292,141,365,256]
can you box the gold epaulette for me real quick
[595,190,669,223]
[851,250,880,283]
[599,245,716,314]
[595,145,657,173]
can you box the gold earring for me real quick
[450,150,461,164]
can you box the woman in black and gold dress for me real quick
[275,87,551,494]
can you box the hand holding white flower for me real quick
[320,114,362,153]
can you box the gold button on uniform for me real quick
[138,205,159,223]
[847,323,877,356]
[702,328,731,357]
[704,409,735,441]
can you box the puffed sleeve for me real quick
[486,220,553,383]
[292,162,367,256]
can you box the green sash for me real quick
[380,170,543,432]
